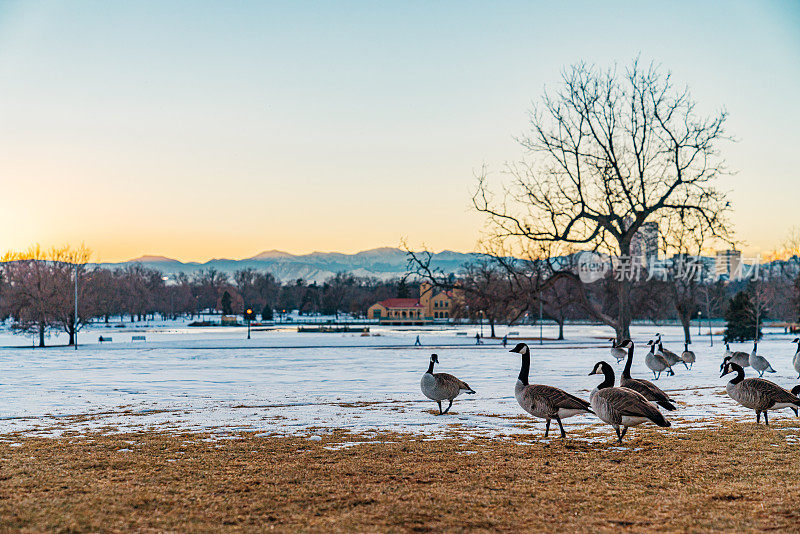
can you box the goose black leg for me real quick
[756,411,761,424]
[653,371,658,379]
[437,401,443,415]
[620,426,629,441]
[682,362,689,370]
[555,415,566,438]
[614,427,622,443]
[544,419,551,437]
[764,411,769,426]
[443,399,453,414]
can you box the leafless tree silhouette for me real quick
[473,58,733,338]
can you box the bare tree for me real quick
[473,58,733,338]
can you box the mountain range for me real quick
[97,247,482,283]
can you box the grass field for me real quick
[2,420,800,533]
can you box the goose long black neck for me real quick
[597,364,615,390]
[518,349,530,385]
[622,343,634,379]
[728,363,745,384]
[426,360,435,374]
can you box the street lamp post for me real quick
[698,310,702,337]
[479,310,484,338]
[246,308,253,340]
[74,263,78,351]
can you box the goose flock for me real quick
[420,336,800,443]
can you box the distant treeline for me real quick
[0,246,418,346]
[1,245,799,347]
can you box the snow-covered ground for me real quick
[1,322,799,440]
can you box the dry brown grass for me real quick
[1,421,800,533]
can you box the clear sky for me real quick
[1,1,798,262]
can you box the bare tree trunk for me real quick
[681,316,692,345]
[616,243,633,340]
[38,322,45,347]
[557,318,564,340]
[489,317,496,338]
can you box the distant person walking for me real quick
[475,333,482,345]
[502,334,508,348]
[414,335,421,346]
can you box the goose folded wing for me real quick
[629,379,672,403]
[529,385,591,410]
[749,379,800,405]
[611,388,666,420]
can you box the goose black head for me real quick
[588,361,611,376]
[719,355,732,372]
[792,385,800,396]
[509,342,529,354]
[618,339,633,349]
[792,338,800,344]
[720,360,743,378]
[430,354,439,364]
[647,339,654,346]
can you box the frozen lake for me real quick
[1,322,799,440]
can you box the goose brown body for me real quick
[645,340,674,379]
[420,354,475,415]
[589,361,671,442]
[721,362,800,424]
[748,342,775,377]
[618,340,677,411]
[509,343,592,438]
[723,343,750,368]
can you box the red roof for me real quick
[377,298,422,309]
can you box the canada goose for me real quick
[749,341,776,377]
[722,343,750,370]
[791,338,800,379]
[655,333,687,369]
[720,361,800,423]
[645,339,674,380]
[609,339,627,364]
[420,354,475,415]
[618,340,677,411]
[680,342,696,370]
[509,343,593,438]
[588,361,671,442]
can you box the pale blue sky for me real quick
[0,1,798,261]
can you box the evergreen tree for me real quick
[397,278,409,298]
[261,303,273,321]
[724,291,761,342]
[221,290,232,315]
